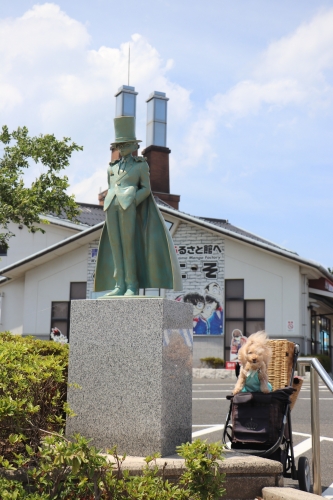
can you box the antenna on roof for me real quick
[128,43,130,86]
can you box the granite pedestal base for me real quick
[66,298,193,457]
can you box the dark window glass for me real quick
[245,300,265,319]
[0,245,7,256]
[225,301,244,318]
[225,280,244,299]
[311,311,316,354]
[225,280,265,361]
[70,282,87,300]
[245,320,265,336]
[51,302,69,319]
[319,316,331,355]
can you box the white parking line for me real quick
[323,482,333,499]
[299,398,333,400]
[192,384,234,386]
[192,425,224,438]
[192,425,222,427]
[293,431,311,437]
[192,390,233,392]
[193,398,225,400]
[293,438,313,458]
[301,390,331,393]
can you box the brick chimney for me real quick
[141,91,180,210]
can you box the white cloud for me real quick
[255,9,333,81]
[0,3,192,201]
[2,3,333,208]
[71,168,106,202]
[181,8,333,169]
[0,83,22,112]
[0,3,90,60]
[0,4,192,120]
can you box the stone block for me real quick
[66,298,193,457]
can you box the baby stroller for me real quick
[222,341,311,492]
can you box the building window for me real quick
[51,301,70,340]
[70,282,87,300]
[319,316,331,356]
[225,279,265,361]
[311,311,316,354]
[50,282,87,342]
[0,245,7,256]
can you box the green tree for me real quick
[0,125,82,249]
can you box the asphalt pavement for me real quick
[192,377,333,498]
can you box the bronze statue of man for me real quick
[94,116,182,297]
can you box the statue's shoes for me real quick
[124,287,138,296]
[105,286,126,296]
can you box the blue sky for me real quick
[1,1,333,268]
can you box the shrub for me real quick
[1,434,225,499]
[0,333,226,498]
[0,332,69,462]
[200,357,224,369]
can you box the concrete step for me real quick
[262,486,321,499]
[105,450,283,500]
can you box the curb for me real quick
[262,486,321,499]
[193,368,237,379]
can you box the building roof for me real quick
[1,200,332,282]
[51,202,105,227]
[53,198,173,227]
[199,216,296,254]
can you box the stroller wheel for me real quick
[298,456,311,492]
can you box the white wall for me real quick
[23,245,89,335]
[0,277,25,334]
[1,222,78,268]
[225,238,301,339]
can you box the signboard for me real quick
[225,361,236,370]
[167,240,225,335]
[166,237,224,335]
[287,320,295,333]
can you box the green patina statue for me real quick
[94,116,182,297]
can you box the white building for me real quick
[1,199,332,368]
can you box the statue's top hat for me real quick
[111,116,141,146]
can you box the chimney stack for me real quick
[142,91,180,210]
[111,85,138,162]
[99,85,138,205]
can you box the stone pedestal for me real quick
[66,298,193,457]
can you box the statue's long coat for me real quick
[94,161,182,292]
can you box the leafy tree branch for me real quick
[0,125,82,249]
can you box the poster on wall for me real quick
[168,242,225,335]
[50,327,68,344]
[230,329,247,361]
